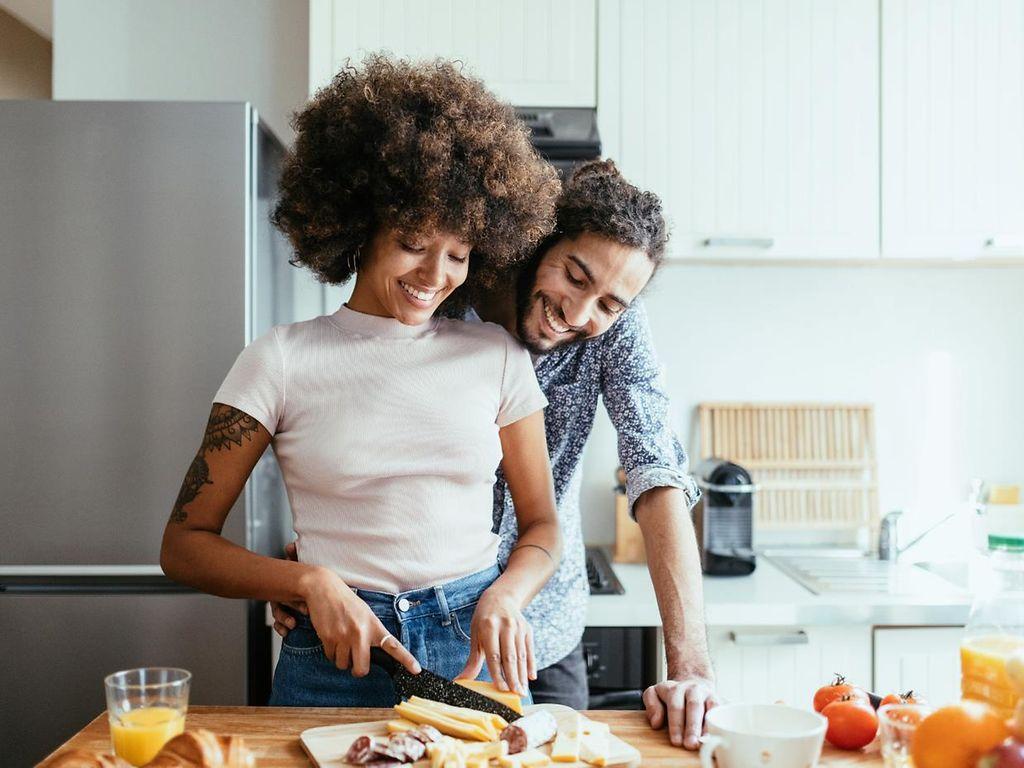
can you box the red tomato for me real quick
[881,690,920,707]
[813,674,870,713]
[822,697,880,750]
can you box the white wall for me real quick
[51,0,308,144]
[580,264,1024,548]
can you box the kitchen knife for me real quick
[369,648,522,721]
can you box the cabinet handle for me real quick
[984,237,1024,249]
[729,630,809,646]
[703,237,774,249]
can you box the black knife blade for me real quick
[370,647,522,721]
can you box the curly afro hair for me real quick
[272,53,561,307]
[548,159,668,266]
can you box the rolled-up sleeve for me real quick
[599,301,700,516]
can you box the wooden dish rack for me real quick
[698,402,879,531]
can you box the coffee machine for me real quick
[692,458,757,576]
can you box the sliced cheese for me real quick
[395,701,492,741]
[407,695,504,738]
[550,712,581,763]
[465,757,488,768]
[499,749,551,768]
[385,718,419,734]
[461,741,509,759]
[455,679,525,715]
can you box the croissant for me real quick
[40,730,255,768]
[39,749,133,768]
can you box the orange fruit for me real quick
[911,701,1009,768]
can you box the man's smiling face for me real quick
[516,232,656,355]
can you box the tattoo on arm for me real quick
[170,405,261,523]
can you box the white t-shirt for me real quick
[215,305,547,594]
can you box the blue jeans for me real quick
[269,564,501,706]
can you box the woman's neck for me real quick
[476,285,519,339]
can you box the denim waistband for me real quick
[293,564,501,627]
[357,564,501,619]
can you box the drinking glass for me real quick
[878,703,933,768]
[104,667,191,766]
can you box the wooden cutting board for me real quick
[300,704,642,768]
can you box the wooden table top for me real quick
[44,706,884,767]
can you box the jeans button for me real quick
[397,597,411,612]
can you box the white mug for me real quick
[699,703,827,768]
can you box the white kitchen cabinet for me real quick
[309,0,596,106]
[873,626,963,704]
[708,625,872,706]
[598,0,879,260]
[882,0,1024,260]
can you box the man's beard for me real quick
[514,258,587,356]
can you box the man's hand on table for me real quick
[642,673,718,750]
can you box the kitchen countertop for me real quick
[586,556,972,627]
[44,706,884,767]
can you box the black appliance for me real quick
[586,546,624,595]
[692,458,757,576]
[581,626,658,710]
[515,107,601,177]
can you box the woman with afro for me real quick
[161,55,564,706]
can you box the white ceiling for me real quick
[0,0,52,40]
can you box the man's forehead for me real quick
[549,233,654,301]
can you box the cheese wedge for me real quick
[498,749,551,768]
[455,679,525,715]
[579,720,610,767]
[550,713,581,763]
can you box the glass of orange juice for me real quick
[104,667,191,766]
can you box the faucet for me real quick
[877,508,961,561]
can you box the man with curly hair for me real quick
[472,160,717,750]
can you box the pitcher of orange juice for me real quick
[961,535,1024,719]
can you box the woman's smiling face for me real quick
[347,227,472,325]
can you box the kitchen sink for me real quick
[912,560,971,591]
[763,549,968,596]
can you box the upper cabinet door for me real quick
[882,0,1024,259]
[310,0,596,106]
[599,0,879,260]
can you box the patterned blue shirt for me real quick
[472,300,700,670]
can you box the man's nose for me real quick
[561,297,592,330]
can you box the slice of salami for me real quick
[407,725,443,744]
[373,733,427,763]
[500,710,558,754]
[344,735,377,765]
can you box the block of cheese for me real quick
[549,712,581,763]
[455,679,525,715]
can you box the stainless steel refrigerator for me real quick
[0,101,295,767]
